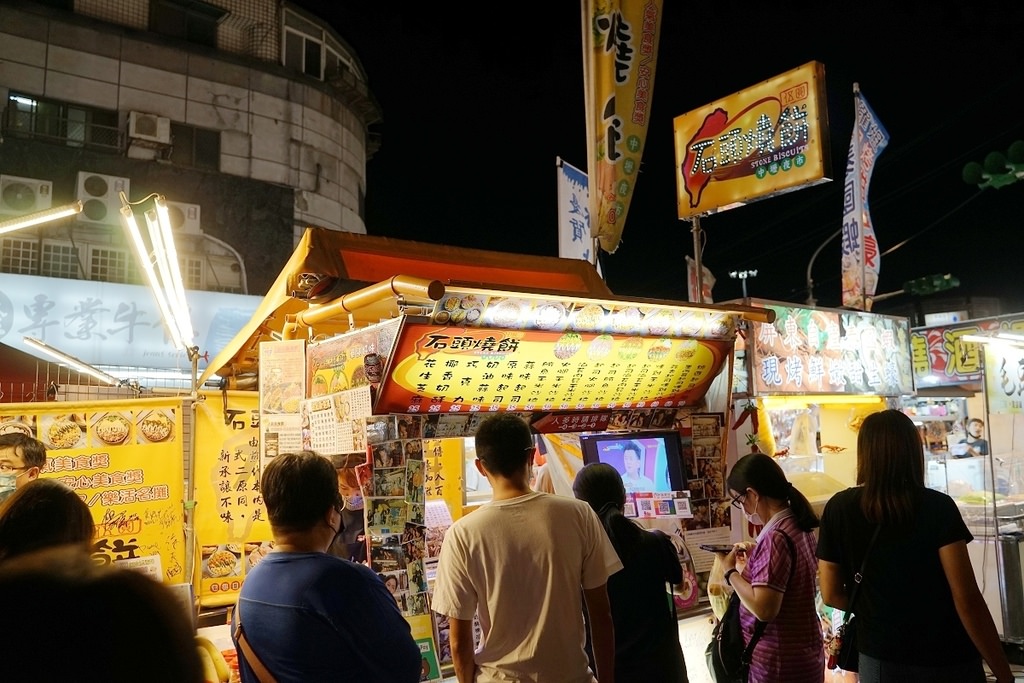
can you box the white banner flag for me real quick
[556,158,600,271]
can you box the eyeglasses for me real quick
[0,464,28,474]
[730,491,746,509]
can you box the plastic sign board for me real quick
[673,61,831,219]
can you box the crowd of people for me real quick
[1,406,1016,683]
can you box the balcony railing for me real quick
[3,107,123,152]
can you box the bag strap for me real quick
[843,524,881,625]
[740,529,798,665]
[234,601,279,683]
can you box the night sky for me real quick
[295,2,1024,313]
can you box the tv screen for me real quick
[579,430,688,493]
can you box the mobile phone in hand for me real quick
[698,544,736,554]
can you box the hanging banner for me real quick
[841,88,889,309]
[673,61,831,219]
[685,256,715,303]
[583,0,665,254]
[0,397,186,582]
[556,157,598,268]
[193,391,271,607]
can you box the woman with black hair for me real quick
[573,462,689,682]
[718,452,823,682]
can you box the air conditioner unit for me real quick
[0,175,53,215]
[164,200,202,235]
[128,111,171,145]
[75,172,130,226]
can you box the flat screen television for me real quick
[579,430,688,493]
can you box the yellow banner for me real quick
[2,397,186,583]
[194,390,272,607]
[584,0,664,254]
[673,61,831,219]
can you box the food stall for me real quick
[197,227,776,681]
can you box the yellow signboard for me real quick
[194,391,272,607]
[2,397,186,583]
[673,61,831,219]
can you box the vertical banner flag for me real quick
[557,158,603,276]
[841,85,889,309]
[685,256,715,303]
[582,0,664,254]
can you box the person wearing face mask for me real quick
[328,464,368,563]
[718,452,824,683]
[232,451,420,682]
[0,433,47,503]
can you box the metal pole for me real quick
[183,346,200,587]
[691,216,704,303]
[805,229,841,306]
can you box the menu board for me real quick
[375,321,732,414]
[2,397,186,583]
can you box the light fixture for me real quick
[0,201,83,236]
[119,192,197,360]
[761,395,886,410]
[23,336,122,387]
[961,333,1024,347]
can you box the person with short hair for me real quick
[0,545,203,682]
[0,478,95,563]
[431,414,622,683]
[620,443,655,492]
[0,433,47,502]
[233,451,420,682]
[956,417,989,458]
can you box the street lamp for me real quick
[729,269,758,300]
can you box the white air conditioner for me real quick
[128,111,171,145]
[75,172,130,226]
[164,200,202,235]
[0,175,53,215]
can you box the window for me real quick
[90,247,132,283]
[283,9,356,82]
[40,242,81,280]
[1,238,39,275]
[180,256,203,290]
[4,94,120,152]
[169,123,220,171]
[150,0,226,49]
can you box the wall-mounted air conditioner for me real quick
[0,175,53,215]
[76,171,130,226]
[164,200,202,235]
[128,111,171,146]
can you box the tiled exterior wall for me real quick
[0,2,371,237]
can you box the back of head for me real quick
[262,451,340,532]
[0,546,202,682]
[0,432,47,469]
[857,409,924,524]
[0,478,95,562]
[572,462,640,558]
[727,452,819,531]
[474,414,534,478]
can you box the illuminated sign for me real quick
[673,61,831,219]
[749,304,913,396]
[911,314,1024,386]
[374,322,733,414]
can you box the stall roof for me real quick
[201,228,771,386]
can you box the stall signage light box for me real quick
[374,321,732,414]
[749,303,914,396]
[673,61,831,219]
[910,313,1024,386]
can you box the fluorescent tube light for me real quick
[23,337,122,386]
[0,201,83,235]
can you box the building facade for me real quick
[0,0,380,297]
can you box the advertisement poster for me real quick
[259,339,306,470]
[982,343,1024,415]
[749,304,913,395]
[193,391,272,607]
[1,397,186,583]
[673,61,831,219]
[910,313,1024,386]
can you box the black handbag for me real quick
[826,525,880,673]
[705,531,796,682]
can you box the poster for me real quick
[259,339,306,470]
[1,397,187,583]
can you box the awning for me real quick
[201,228,773,386]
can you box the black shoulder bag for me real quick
[705,530,797,683]
[826,524,880,673]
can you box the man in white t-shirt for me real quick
[432,414,622,683]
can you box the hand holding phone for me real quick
[698,543,736,554]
